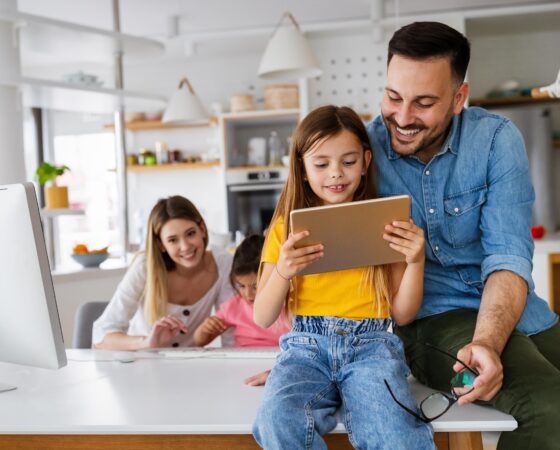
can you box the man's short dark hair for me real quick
[388,22,471,85]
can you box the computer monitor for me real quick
[0,183,67,393]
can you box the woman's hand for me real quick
[276,231,324,279]
[244,369,271,387]
[144,315,188,348]
[383,219,425,265]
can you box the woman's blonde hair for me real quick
[144,196,208,325]
[266,105,391,317]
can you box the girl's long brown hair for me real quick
[267,105,391,317]
[144,196,208,325]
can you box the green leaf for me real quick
[35,162,70,186]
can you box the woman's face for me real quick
[234,272,258,303]
[158,218,207,269]
[302,129,371,205]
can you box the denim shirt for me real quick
[367,107,558,335]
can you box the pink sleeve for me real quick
[215,296,235,327]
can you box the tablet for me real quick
[290,195,410,275]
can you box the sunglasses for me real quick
[384,342,479,423]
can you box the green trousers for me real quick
[395,309,560,450]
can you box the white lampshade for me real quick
[162,77,208,123]
[258,12,322,80]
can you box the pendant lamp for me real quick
[162,77,207,123]
[258,12,322,80]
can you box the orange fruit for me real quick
[73,244,89,254]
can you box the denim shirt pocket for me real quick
[443,186,487,248]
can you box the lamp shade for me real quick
[258,13,322,80]
[162,77,207,123]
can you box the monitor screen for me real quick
[0,183,66,392]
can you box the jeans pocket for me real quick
[279,333,320,361]
[351,335,403,362]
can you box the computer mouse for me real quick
[112,351,137,363]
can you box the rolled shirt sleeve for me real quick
[480,120,536,290]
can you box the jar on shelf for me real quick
[155,141,169,164]
[169,149,183,163]
[138,148,156,165]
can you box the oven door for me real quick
[227,182,284,235]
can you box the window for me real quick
[51,131,119,269]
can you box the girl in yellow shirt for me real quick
[252,105,434,449]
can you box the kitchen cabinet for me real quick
[220,109,299,234]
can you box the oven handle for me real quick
[228,183,285,192]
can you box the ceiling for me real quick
[17,0,558,39]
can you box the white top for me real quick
[0,349,517,434]
[92,250,235,347]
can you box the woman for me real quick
[93,195,234,349]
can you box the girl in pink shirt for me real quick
[193,235,290,347]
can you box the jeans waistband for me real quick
[292,315,392,336]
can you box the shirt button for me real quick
[182,309,190,316]
[454,207,460,213]
[434,245,439,252]
[429,208,435,214]
[425,170,431,176]
[172,342,179,347]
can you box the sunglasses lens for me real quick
[420,393,451,419]
[451,369,477,396]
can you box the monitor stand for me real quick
[0,382,16,393]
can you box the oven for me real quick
[226,168,287,235]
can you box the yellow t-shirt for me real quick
[261,218,389,320]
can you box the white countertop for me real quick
[0,349,516,434]
[533,232,560,254]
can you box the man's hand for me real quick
[454,342,503,405]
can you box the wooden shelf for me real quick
[105,118,217,131]
[227,165,286,171]
[469,96,560,108]
[127,161,220,172]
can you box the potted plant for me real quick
[36,162,71,208]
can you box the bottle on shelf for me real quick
[155,141,169,164]
[267,131,282,166]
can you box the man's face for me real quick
[381,55,469,161]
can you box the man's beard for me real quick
[382,114,452,159]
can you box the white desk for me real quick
[0,349,516,450]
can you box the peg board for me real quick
[307,33,387,118]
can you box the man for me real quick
[368,21,559,449]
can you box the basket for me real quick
[230,94,255,113]
[264,84,299,110]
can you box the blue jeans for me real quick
[253,315,435,450]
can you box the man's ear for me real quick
[453,82,470,114]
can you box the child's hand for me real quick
[199,316,227,336]
[276,230,324,279]
[383,219,425,265]
[244,369,271,387]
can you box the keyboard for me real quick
[159,346,280,359]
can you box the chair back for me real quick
[72,301,108,348]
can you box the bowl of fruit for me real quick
[72,244,109,268]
